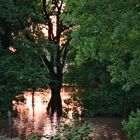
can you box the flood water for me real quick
[0,88,127,140]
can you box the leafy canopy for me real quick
[67,0,140,90]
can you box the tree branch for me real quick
[59,0,63,11]
[60,45,71,71]
[42,0,49,20]
[41,55,56,76]
[42,0,54,40]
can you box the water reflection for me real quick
[12,88,79,139]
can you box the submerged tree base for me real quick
[47,87,62,117]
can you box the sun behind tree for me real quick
[0,0,73,117]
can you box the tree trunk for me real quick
[47,78,62,117]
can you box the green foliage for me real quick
[122,109,140,140]
[64,0,140,117]
[0,48,49,118]
[27,122,95,140]
[67,0,140,90]
[70,79,140,117]
[91,85,140,116]
[65,56,140,116]
[29,135,40,140]
[64,59,104,89]
[50,122,95,140]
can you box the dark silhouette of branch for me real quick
[41,55,56,76]
[42,0,54,40]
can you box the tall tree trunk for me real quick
[47,77,62,117]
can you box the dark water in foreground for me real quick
[0,89,127,140]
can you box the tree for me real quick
[67,0,140,91]
[0,0,73,116]
[64,0,140,116]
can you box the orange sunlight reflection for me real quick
[9,47,16,53]
[12,87,81,139]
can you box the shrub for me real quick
[28,122,95,140]
[122,109,140,140]
[73,84,140,117]
[50,122,95,140]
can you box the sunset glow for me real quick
[9,47,16,53]
[12,88,80,138]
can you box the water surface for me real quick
[0,88,127,140]
[12,88,79,139]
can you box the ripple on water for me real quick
[0,89,127,140]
